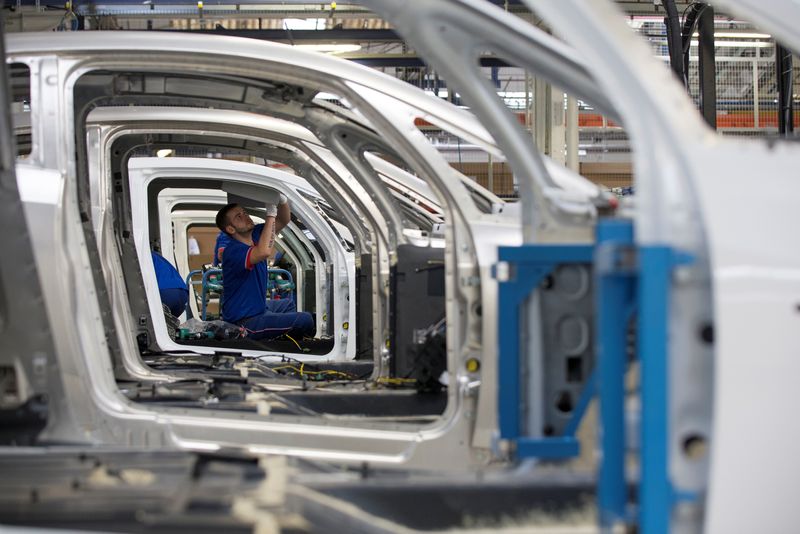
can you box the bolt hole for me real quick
[555,391,573,413]
[542,424,555,436]
[566,356,583,382]
[682,434,708,460]
[699,323,714,344]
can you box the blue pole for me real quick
[638,246,672,534]
[497,261,524,440]
[595,219,634,528]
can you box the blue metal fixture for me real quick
[594,219,637,528]
[592,219,693,532]
[638,245,692,534]
[496,218,693,533]
[267,268,296,305]
[495,243,594,459]
[201,268,223,320]
[188,267,296,320]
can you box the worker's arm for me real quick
[275,193,290,233]
[247,217,276,266]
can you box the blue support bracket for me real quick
[638,245,691,534]
[595,219,637,529]
[516,437,580,458]
[496,244,594,459]
[593,218,694,534]
[563,369,597,437]
[497,219,696,532]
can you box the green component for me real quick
[177,328,213,340]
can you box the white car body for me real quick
[129,157,351,359]
[4,0,799,530]
[9,30,549,470]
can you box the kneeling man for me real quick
[215,197,314,340]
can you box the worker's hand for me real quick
[265,203,278,218]
[279,193,288,205]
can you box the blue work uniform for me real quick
[212,232,232,266]
[221,224,314,340]
[151,251,189,317]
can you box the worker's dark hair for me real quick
[216,203,240,234]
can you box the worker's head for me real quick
[216,203,254,236]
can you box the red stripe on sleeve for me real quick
[245,247,255,270]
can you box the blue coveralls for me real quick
[151,251,189,317]
[212,231,231,266]
[221,224,314,340]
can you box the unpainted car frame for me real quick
[10,25,596,469]
[8,3,799,531]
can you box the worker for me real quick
[215,197,314,340]
[151,251,189,317]
[212,231,230,266]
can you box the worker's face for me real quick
[225,206,254,235]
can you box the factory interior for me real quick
[0,0,798,532]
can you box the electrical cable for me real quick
[285,334,302,351]
[270,364,357,380]
[662,0,685,81]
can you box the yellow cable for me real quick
[323,371,354,378]
[285,334,302,351]
[376,377,417,385]
[269,364,355,380]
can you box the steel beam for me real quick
[697,4,717,129]
[164,28,401,42]
[776,43,794,136]
[345,55,511,68]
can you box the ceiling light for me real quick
[690,31,772,39]
[283,18,324,30]
[294,43,362,54]
[689,40,773,48]
[713,32,771,39]
[653,37,773,48]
